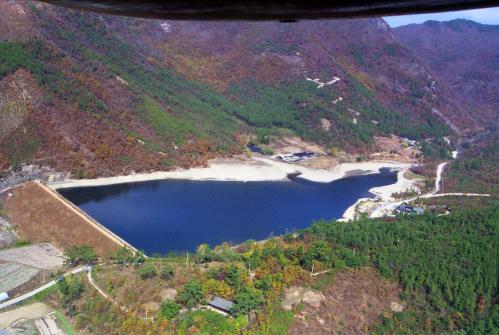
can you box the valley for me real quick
[0,1,497,334]
[0,0,462,179]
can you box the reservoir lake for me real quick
[59,169,396,255]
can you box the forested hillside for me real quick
[308,207,498,334]
[442,132,498,195]
[42,204,498,334]
[0,0,477,177]
[394,19,499,126]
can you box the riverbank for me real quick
[49,156,413,190]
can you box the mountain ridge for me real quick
[394,18,499,127]
[0,0,492,177]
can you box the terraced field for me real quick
[0,262,39,293]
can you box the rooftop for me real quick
[208,296,234,312]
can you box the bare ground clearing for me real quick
[0,302,51,328]
[288,267,402,335]
[0,243,64,270]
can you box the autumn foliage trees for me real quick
[52,204,498,334]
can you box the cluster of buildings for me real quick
[395,203,425,215]
[400,137,418,149]
[275,152,317,163]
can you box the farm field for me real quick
[0,262,39,293]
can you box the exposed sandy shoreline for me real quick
[339,197,372,222]
[48,156,415,221]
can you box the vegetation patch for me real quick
[289,267,401,335]
[55,309,76,335]
[226,75,451,155]
[443,134,498,194]
[308,206,498,333]
[177,310,240,334]
[138,97,199,145]
[33,204,498,334]
[0,122,40,168]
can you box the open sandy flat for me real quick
[50,156,412,189]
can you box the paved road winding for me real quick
[369,161,490,218]
[0,267,86,310]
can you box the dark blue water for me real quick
[59,170,396,255]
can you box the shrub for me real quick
[64,245,97,267]
[160,264,174,280]
[111,247,136,266]
[262,146,274,155]
[231,287,262,316]
[196,243,212,263]
[137,263,157,280]
[203,279,233,298]
[158,300,180,320]
[178,279,204,309]
[224,265,244,291]
[58,275,85,314]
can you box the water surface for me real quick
[59,170,396,254]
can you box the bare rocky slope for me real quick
[0,1,489,177]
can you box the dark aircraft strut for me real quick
[38,0,499,21]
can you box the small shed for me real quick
[208,296,234,314]
[0,291,9,303]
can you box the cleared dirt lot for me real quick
[0,243,64,270]
[0,302,51,328]
[289,267,402,335]
[3,181,123,256]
